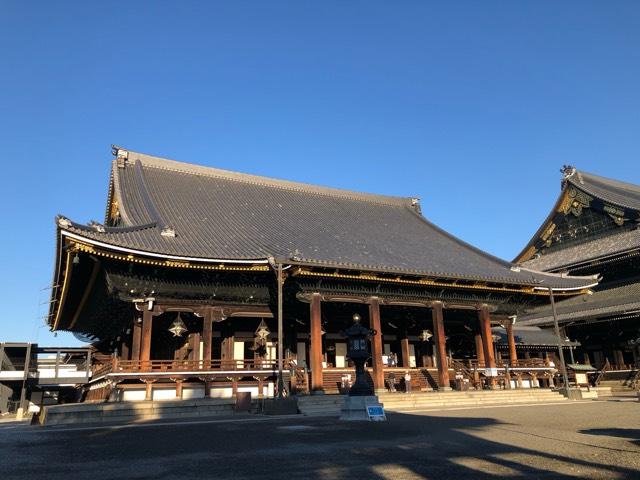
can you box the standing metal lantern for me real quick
[342,313,377,396]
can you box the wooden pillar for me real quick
[615,350,625,369]
[309,293,324,393]
[478,305,496,388]
[258,377,264,398]
[120,338,130,361]
[189,333,201,362]
[145,381,153,401]
[131,317,142,362]
[204,380,211,398]
[140,310,153,366]
[202,311,213,369]
[583,352,591,365]
[431,302,451,390]
[400,337,411,368]
[506,321,518,367]
[175,380,183,398]
[232,377,238,397]
[474,333,485,366]
[369,297,385,393]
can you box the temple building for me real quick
[48,147,598,401]
[515,167,640,375]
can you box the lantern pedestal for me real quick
[340,395,385,421]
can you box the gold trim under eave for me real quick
[51,251,73,331]
[69,240,269,272]
[295,268,587,297]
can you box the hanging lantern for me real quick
[255,319,271,343]
[251,319,271,354]
[420,329,433,342]
[168,313,187,337]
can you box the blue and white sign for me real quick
[366,405,387,421]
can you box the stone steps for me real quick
[379,390,566,410]
[41,398,239,426]
[296,389,568,417]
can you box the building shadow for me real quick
[580,428,640,447]
[3,411,640,479]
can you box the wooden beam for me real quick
[369,297,385,392]
[431,302,450,390]
[309,293,324,393]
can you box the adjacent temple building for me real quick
[515,167,640,372]
[48,147,598,402]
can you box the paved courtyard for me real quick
[0,399,638,479]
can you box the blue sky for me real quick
[1,2,639,346]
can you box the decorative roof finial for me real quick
[561,165,576,178]
[411,197,422,214]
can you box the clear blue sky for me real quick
[1,2,639,346]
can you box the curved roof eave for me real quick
[59,226,599,292]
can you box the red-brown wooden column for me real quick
[189,333,201,361]
[131,316,142,361]
[478,305,497,388]
[120,338,130,361]
[140,310,153,367]
[400,336,411,368]
[506,321,518,367]
[202,310,213,369]
[474,333,485,366]
[431,302,451,390]
[369,297,385,393]
[309,293,324,393]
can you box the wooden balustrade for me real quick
[465,357,550,370]
[112,358,282,373]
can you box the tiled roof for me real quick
[58,148,597,289]
[566,170,640,211]
[518,281,640,326]
[521,229,640,271]
[515,168,640,266]
[491,325,579,347]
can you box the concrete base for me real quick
[340,395,386,421]
[558,387,596,400]
[262,398,299,415]
[437,387,453,392]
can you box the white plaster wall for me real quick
[152,388,177,401]
[122,389,146,402]
[182,387,205,399]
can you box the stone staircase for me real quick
[296,389,568,417]
[40,398,239,426]
[595,370,639,397]
[379,389,567,412]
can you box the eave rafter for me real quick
[292,267,588,297]
[68,239,269,272]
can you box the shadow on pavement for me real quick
[580,428,640,447]
[2,412,639,479]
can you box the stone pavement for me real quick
[0,399,638,479]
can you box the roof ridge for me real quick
[115,147,414,208]
[570,168,640,194]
